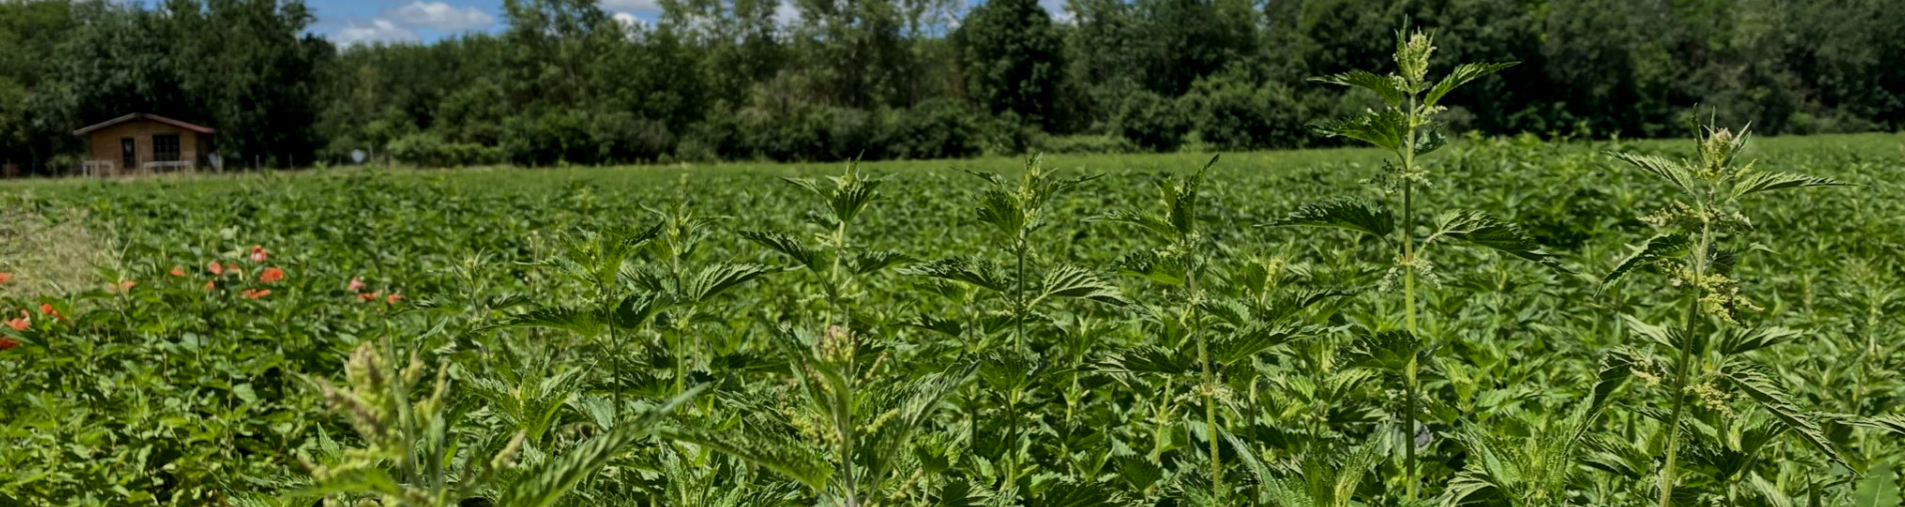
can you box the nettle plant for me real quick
[1261,29,1563,502]
[903,156,1129,499]
[1602,125,1851,505]
[727,162,975,507]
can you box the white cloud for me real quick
[611,11,648,27]
[389,1,496,32]
[600,0,664,17]
[333,19,419,46]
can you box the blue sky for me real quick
[301,0,1067,46]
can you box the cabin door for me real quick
[121,138,136,171]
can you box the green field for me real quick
[2,133,1902,506]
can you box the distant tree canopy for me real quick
[1,0,1901,172]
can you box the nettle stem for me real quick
[1188,241,1220,502]
[829,219,862,507]
[1656,220,1711,507]
[1399,94,1422,503]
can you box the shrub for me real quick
[877,98,982,160]
[388,132,505,168]
[1185,74,1307,151]
[1111,91,1189,152]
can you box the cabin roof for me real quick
[73,113,216,136]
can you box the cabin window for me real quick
[154,134,181,162]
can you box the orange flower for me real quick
[208,261,224,275]
[0,337,18,350]
[37,303,62,322]
[0,272,11,285]
[347,277,365,292]
[260,267,285,284]
[249,245,269,263]
[241,289,272,300]
[110,280,137,293]
[205,281,216,291]
[386,293,404,304]
[170,266,186,277]
[4,316,26,332]
[357,291,380,302]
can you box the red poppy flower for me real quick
[249,245,269,263]
[205,281,216,291]
[260,267,285,284]
[4,317,26,332]
[37,303,62,322]
[241,289,272,300]
[170,266,186,277]
[347,277,365,292]
[0,272,11,285]
[386,293,404,304]
[208,261,224,276]
[357,291,379,302]
[0,337,19,350]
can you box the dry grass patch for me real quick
[0,198,113,299]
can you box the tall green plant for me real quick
[1260,29,1559,502]
[1602,125,1850,506]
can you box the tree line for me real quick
[0,0,1901,172]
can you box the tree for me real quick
[953,0,1066,129]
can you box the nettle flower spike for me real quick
[1395,29,1435,88]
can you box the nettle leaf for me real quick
[1611,153,1699,196]
[1212,325,1305,366]
[1720,360,1853,471]
[1719,326,1802,355]
[903,314,965,339]
[741,231,826,271]
[975,189,1025,236]
[685,263,774,302]
[1728,171,1844,201]
[1431,209,1565,269]
[1354,329,1422,373]
[1424,62,1516,107]
[1259,199,1394,239]
[1852,461,1902,507]
[1315,108,1409,151]
[1620,315,1685,350]
[1163,155,1217,236]
[492,307,607,337]
[1603,233,1690,289]
[1313,70,1406,106]
[1096,210,1177,238]
[902,257,1009,292]
[830,180,882,224]
[1113,250,1188,286]
[612,292,668,329]
[850,250,914,274]
[1848,414,1905,436]
[1037,265,1129,306]
[1414,126,1448,157]
[662,426,832,490]
[1098,346,1195,376]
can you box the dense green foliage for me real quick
[2,131,1902,505]
[4,0,1905,172]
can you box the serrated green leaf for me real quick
[1424,62,1516,107]
[1312,70,1406,106]
[741,231,826,271]
[1315,108,1409,151]
[849,250,913,274]
[491,307,606,337]
[1260,199,1394,239]
[1720,360,1853,471]
[1611,153,1699,196]
[902,256,1009,292]
[1852,461,1901,507]
[684,263,774,302]
[1036,265,1129,306]
[1728,171,1844,201]
[1603,233,1690,289]
[1431,209,1565,270]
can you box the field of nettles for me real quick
[1,131,1902,506]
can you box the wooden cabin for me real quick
[73,113,217,177]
